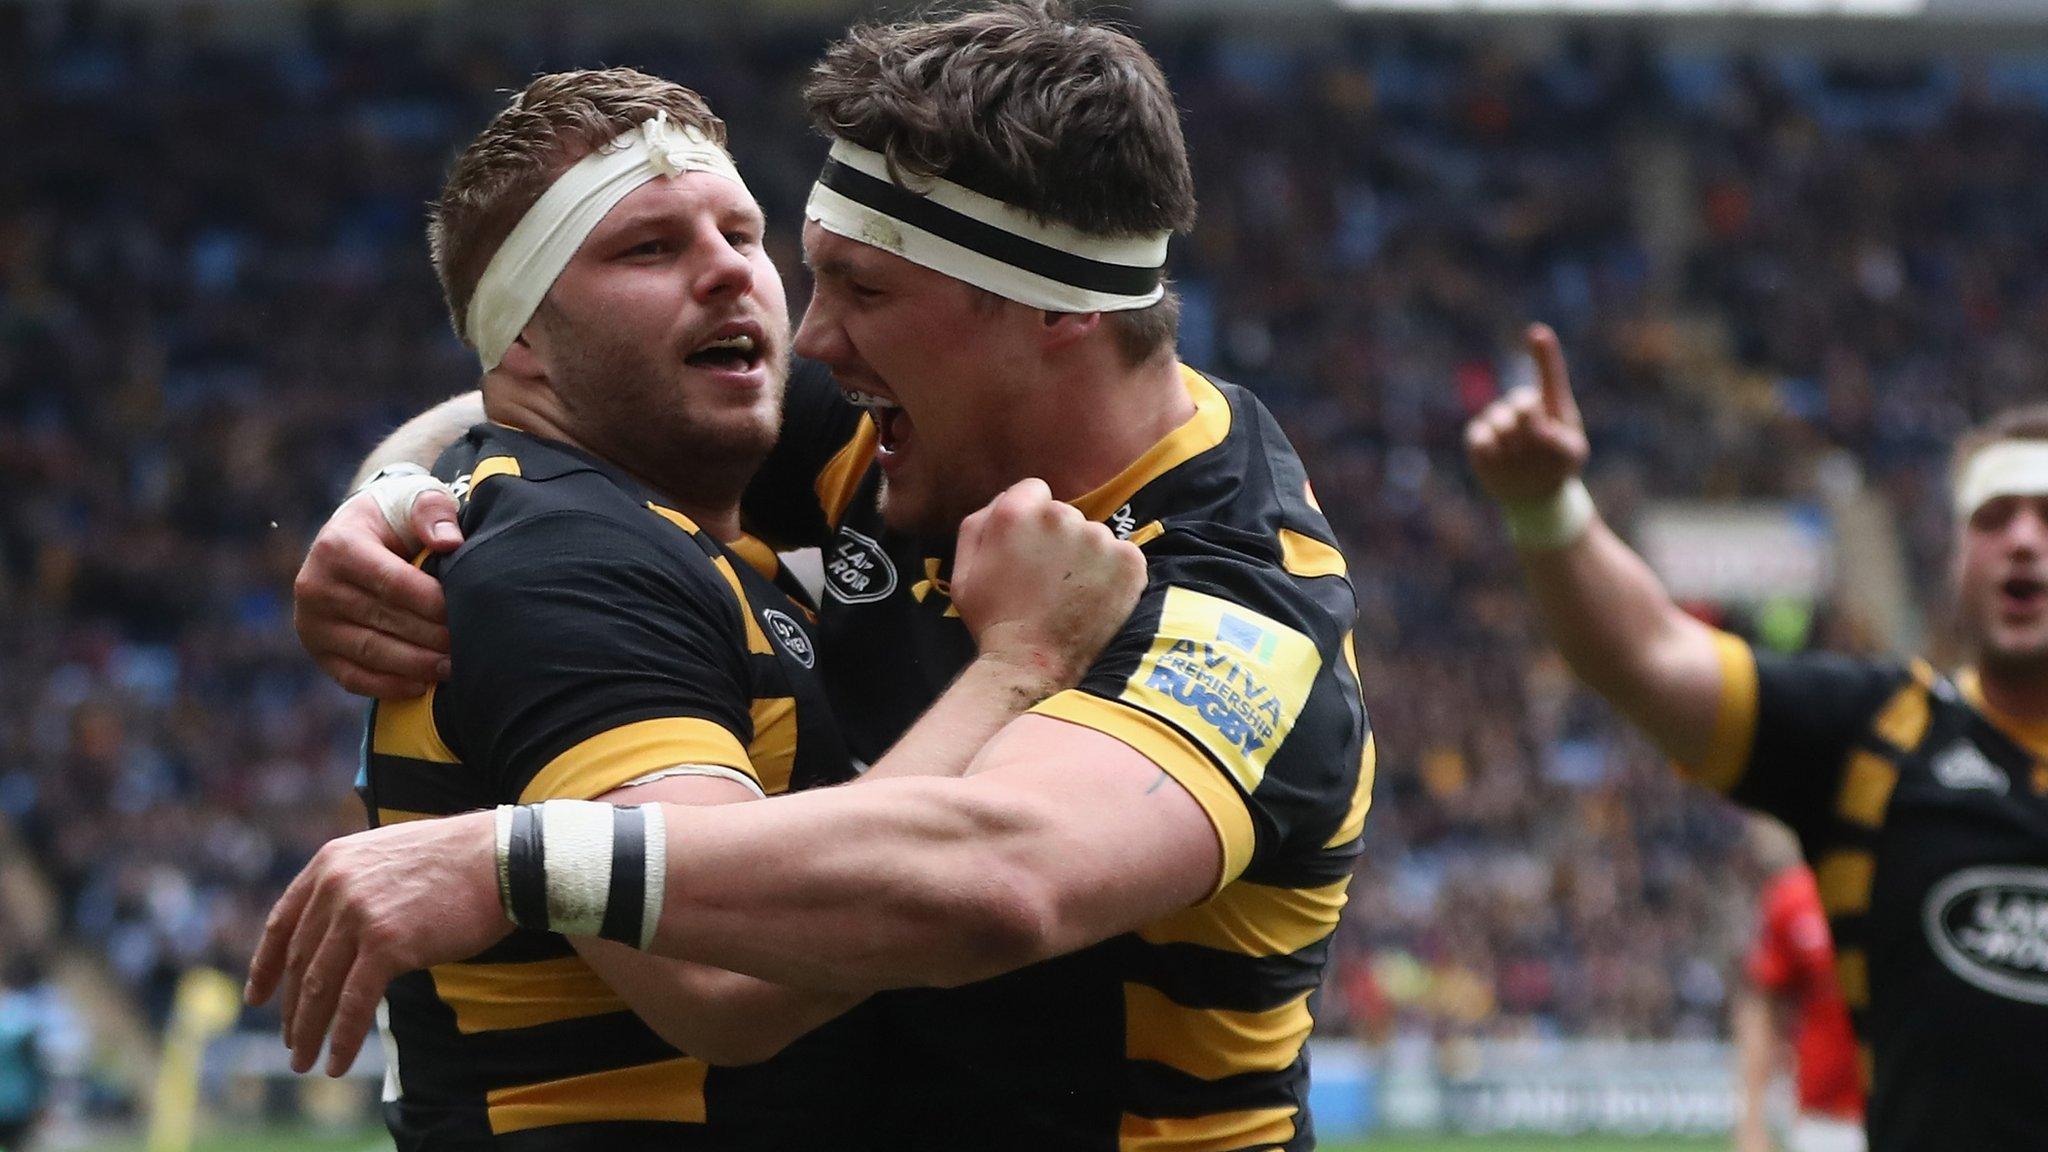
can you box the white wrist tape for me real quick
[496,799,668,950]
[535,799,617,939]
[1502,478,1597,550]
[354,466,453,548]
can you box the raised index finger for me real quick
[1525,323,1580,427]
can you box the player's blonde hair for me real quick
[428,68,727,346]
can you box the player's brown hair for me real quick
[1950,403,2048,493]
[429,68,728,346]
[804,2,1197,366]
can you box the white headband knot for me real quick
[804,137,1170,314]
[466,111,750,370]
[1956,440,2048,519]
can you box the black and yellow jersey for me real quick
[1687,636,2048,1152]
[747,361,1374,1151]
[361,424,866,1152]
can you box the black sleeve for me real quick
[437,510,761,803]
[1732,648,1913,848]
[741,357,871,550]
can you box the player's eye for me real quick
[621,238,676,259]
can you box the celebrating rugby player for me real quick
[1465,324,2048,1152]
[260,5,1373,1150]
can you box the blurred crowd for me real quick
[2,1,2040,1050]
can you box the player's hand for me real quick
[245,811,507,1077]
[951,478,1147,688]
[1464,323,1591,507]
[293,480,464,698]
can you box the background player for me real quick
[1464,323,2048,1151]
[1732,818,1864,1152]
[271,6,1372,1149]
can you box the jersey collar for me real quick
[1957,666,2048,761]
[1066,364,1233,523]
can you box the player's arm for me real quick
[293,391,480,698]
[1730,985,1781,1152]
[1465,324,1739,771]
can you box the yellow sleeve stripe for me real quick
[1030,690,1255,894]
[1325,733,1376,850]
[1124,983,1313,1081]
[1119,1106,1297,1152]
[1680,630,1759,794]
[747,696,799,796]
[1277,529,1346,579]
[1139,877,1349,958]
[520,716,755,804]
[814,417,879,531]
[486,1056,707,1134]
[372,689,457,764]
[467,455,522,489]
[375,808,438,826]
[1816,849,1876,916]
[709,556,772,655]
[430,956,625,1035]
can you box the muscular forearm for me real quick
[573,937,860,1065]
[858,655,1063,781]
[646,775,1060,991]
[1516,517,1726,766]
[350,391,486,488]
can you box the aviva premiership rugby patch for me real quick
[1123,587,1322,793]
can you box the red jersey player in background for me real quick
[1733,817,1866,1152]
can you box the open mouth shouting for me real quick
[845,387,913,474]
[683,320,770,384]
[2000,572,2048,621]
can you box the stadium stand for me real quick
[3,0,2040,1119]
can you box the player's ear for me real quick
[1038,310,1103,352]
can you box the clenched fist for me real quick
[950,479,1148,688]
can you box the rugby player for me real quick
[1465,324,2048,1151]
[297,66,1147,1151]
[259,6,1374,1149]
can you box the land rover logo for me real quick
[761,609,815,669]
[1924,866,2048,1005]
[824,528,897,605]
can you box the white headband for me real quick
[1955,440,2048,518]
[467,112,751,370]
[804,138,1170,314]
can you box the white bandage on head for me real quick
[804,138,1170,314]
[1954,440,2048,519]
[466,112,751,370]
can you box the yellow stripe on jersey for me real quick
[1072,366,1233,522]
[1277,529,1346,579]
[1836,947,1870,1010]
[485,1056,707,1134]
[1835,751,1899,829]
[815,417,879,531]
[748,696,798,796]
[727,534,781,582]
[375,808,437,825]
[1126,520,1165,548]
[465,454,523,492]
[1032,691,1254,893]
[431,956,626,1034]
[519,716,755,804]
[1121,586,1322,795]
[1326,732,1376,850]
[1681,631,1759,795]
[1816,849,1877,916]
[373,689,457,764]
[1139,877,1349,957]
[1120,1105,1297,1152]
[643,502,701,535]
[709,556,772,655]
[1125,984,1313,1082]
[1872,670,1933,751]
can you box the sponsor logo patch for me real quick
[1932,742,2009,795]
[1122,586,1322,792]
[1924,866,2048,1005]
[761,609,815,669]
[825,528,898,604]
